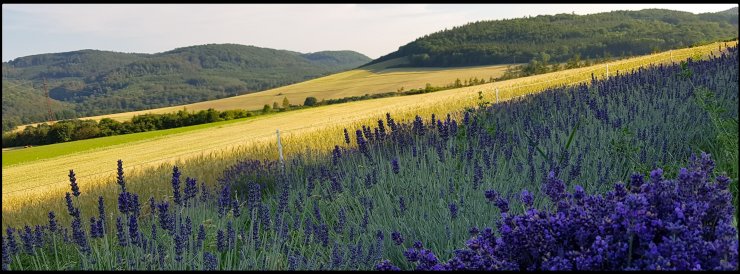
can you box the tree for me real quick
[282,97,290,110]
[304,97,318,106]
[263,104,272,113]
[48,121,76,143]
[273,102,279,111]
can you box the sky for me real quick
[2,4,738,62]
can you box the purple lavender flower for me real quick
[31,226,44,251]
[248,183,262,212]
[469,226,479,237]
[116,216,127,247]
[68,170,80,197]
[356,129,370,159]
[376,260,401,271]
[117,159,126,192]
[288,255,299,270]
[335,207,346,234]
[544,170,567,202]
[184,177,198,206]
[449,203,458,219]
[203,251,218,270]
[227,221,235,249]
[650,168,663,183]
[157,202,171,232]
[218,184,231,218]
[495,197,509,213]
[172,166,182,206]
[128,214,139,245]
[520,189,534,208]
[318,222,329,247]
[20,226,33,254]
[174,233,184,262]
[65,192,79,218]
[392,231,404,246]
[118,191,130,215]
[391,158,400,174]
[89,217,99,239]
[97,196,106,231]
[386,113,397,132]
[343,128,351,144]
[71,218,90,253]
[2,238,10,271]
[216,229,226,252]
[573,185,585,201]
[332,145,342,165]
[261,204,272,231]
[232,199,241,218]
[485,189,498,203]
[330,175,343,194]
[200,182,210,203]
[5,228,18,256]
[331,241,343,268]
[377,119,387,140]
[129,193,140,217]
[48,211,58,233]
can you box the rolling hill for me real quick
[1,44,371,131]
[15,58,512,124]
[364,8,738,68]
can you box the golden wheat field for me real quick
[1,41,734,227]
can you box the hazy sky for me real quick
[2,4,738,62]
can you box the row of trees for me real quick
[2,108,253,147]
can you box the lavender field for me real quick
[2,46,738,270]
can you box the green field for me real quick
[1,116,268,167]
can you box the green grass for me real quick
[1,116,259,167]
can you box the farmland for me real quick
[1,41,733,222]
[1,43,736,271]
[11,58,513,129]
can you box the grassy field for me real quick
[1,41,734,227]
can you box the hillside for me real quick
[1,44,370,131]
[364,8,738,67]
[8,59,512,127]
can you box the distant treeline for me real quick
[365,8,738,68]
[1,108,258,147]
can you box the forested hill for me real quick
[364,8,739,68]
[1,44,370,131]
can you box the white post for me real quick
[605,64,609,80]
[277,129,284,170]
[495,87,499,103]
